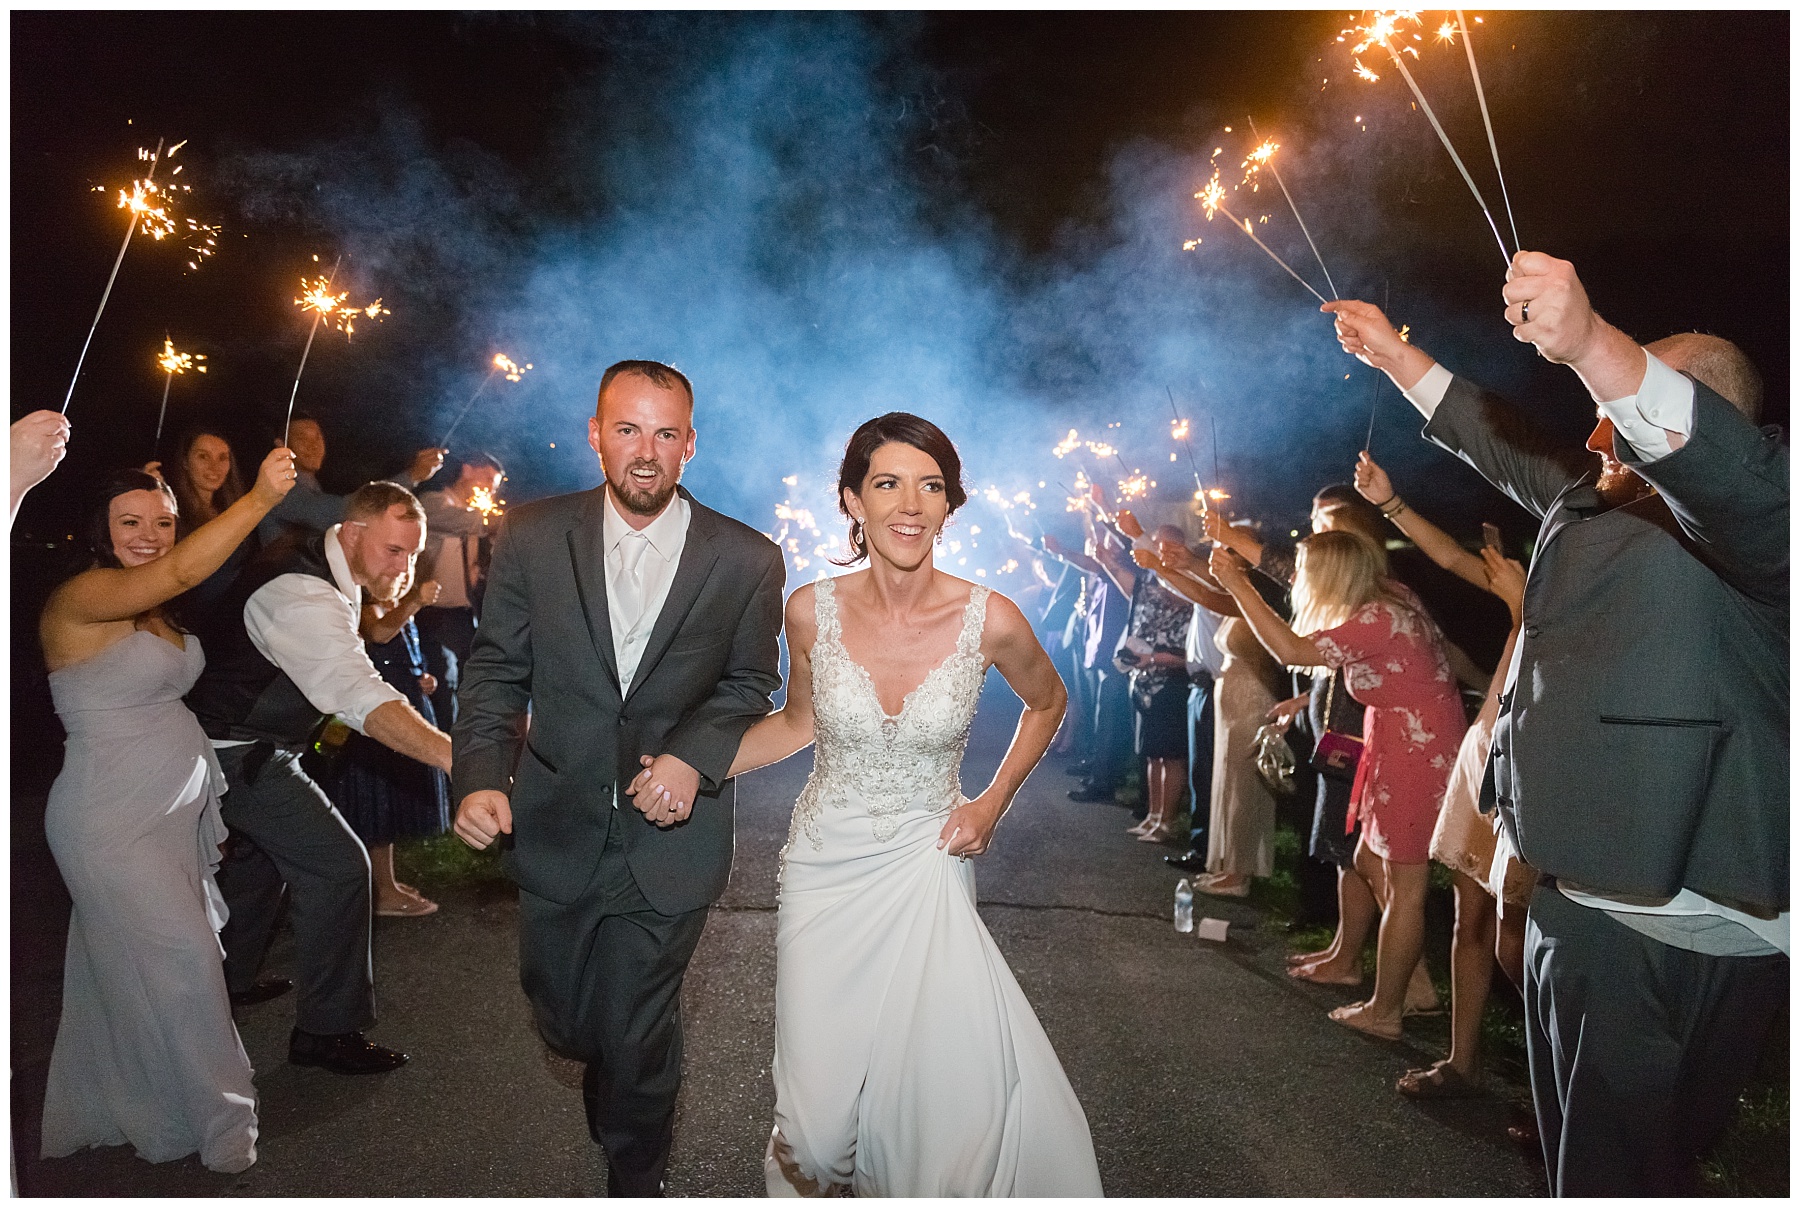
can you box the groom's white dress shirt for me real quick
[603,485,691,697]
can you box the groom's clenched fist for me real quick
[455,790,514,850]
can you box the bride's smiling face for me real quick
[844,441,949,570]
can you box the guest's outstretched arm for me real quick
[1207,547,1323,670]
[1352,452,1488,591]
[44,447,295,634]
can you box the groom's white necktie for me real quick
[615,529,651,635]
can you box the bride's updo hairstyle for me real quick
[834,412,968,564]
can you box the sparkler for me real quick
[466,484,505,525]
[1166,386,1209,501]
[1348,9,1510,266]
[62,140,165,414]
[284,255,341,446]
[1364,280,1393,452]
[1457,10,1520,253]
[152,336,206,455]
[1246,119,1339,300]
[439,352,535,447]
[1193,169,1329,305]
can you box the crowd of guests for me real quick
[1023,251,1787,1197]
[14,405,509,1172]
[10,249,1784,1196]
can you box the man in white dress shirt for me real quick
[188,481,453,1075]
[1326,253,1786,1195]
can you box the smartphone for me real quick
[1482,522,1503,554]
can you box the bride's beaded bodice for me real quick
[786,578,991,852]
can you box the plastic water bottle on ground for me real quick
[1173,878,1194,933]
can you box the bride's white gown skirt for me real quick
[764,580,1103,1198]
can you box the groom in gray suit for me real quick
[452,360,785,1196]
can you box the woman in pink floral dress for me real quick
[1210,530,1466,1039]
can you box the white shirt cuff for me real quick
[1401,362,1453,418]
[1595,349,1695,463]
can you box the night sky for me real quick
[11,12,1789,575]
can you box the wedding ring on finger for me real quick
[1520,300,1530,323]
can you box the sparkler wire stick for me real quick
[1365,278,1391,451]
[62,138,164,415]
[1166,386,1208,495]
[284,255,342,446]
[1376,37,1510,268]
[1456,11,1520,255]
[1215,200,1330,305]
[1247,118,1339,300]
[438,367,500,448]
[154,369,174,455]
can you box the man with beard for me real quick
[452,360,784,1196]
[188,480,453,1074]
[1325,254,1786,1196]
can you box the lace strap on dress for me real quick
[957,585,992,657]
[813,576,842,645]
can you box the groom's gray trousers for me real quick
[521,818,709,1194]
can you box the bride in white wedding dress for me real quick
[709,412,1100,1196]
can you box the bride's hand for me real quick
[938,792,1004,859]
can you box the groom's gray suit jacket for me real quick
[452,484,786,915]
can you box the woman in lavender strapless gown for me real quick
[37,451,295,1174]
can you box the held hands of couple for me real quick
[937,790,1004,859]
[625,753,702,828]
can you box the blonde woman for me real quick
[1209,531,1467,1038]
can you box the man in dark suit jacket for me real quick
[452,360,785,1196]
[1327,254,1786,1196]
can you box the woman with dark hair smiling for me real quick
[36,446,295,1173]
[149,427,254,619]
[655,412,1101,1194]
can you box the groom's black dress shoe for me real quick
[1164,851,1208,873]
[607,1166,665,1198]
[288,1028,409,1074]
[229,977,293,1007]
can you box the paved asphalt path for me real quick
[11,679,1544,1196]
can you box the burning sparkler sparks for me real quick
[466,484,505,525]
[1170,418,1190,442]
[152,336,207,454]
[295,276,388,339]
[1344,9,1513,264]
[1052,429,1082,458]
[64,138,218,415]
[1190,168,1329,305]
[439,350,535,446]
[156,336,205,378]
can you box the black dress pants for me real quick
[215,746,376,1035]
[1524,883,1787,1196]
[518,820,710,1196]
